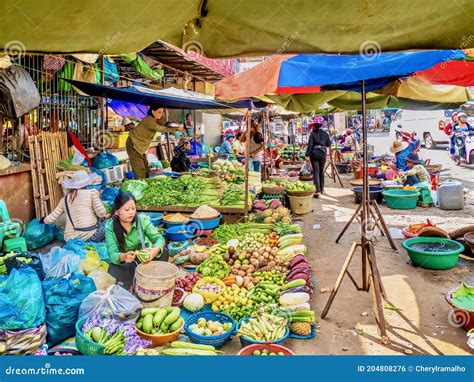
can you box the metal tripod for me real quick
[321,81,390,343]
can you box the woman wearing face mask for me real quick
[105,192,165,289]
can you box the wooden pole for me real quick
[361,80,369,290]
[243,112,251,221]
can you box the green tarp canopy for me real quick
[261,92,468,113]
[2,0,474,56]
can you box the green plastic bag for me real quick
[121,53,164,81]
[58,62,74,92]
[0,267,45,330]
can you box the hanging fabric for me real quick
[43,55,65,80]
[121,53,164,81]
[58,61,74,92]
[72,61,98,95]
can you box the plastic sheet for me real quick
[87,269,116,290]
[79,284,141,322]
[0,267,45,330]
[63,239,108,262]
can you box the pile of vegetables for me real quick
[274,222,302,236]
[251,199,292,224]
[280,145,305,161]
[253,271,285,286]
[248,282,281,305]
[238,312,288,343]
[137,341,220,356]
[176,272,200,292]
[211,223,274,244]
[82,313,151,355]
[251,348,286,356]
[188,317,233,337]
[237,232,268,252]
[197,255,230,279]
[136,307,183,335]
[221,184,246,206]
[285,254,312,288]
[211,284,258,320]
[210,159,244,183]
[277,233,307,261]
[285,181,315,192]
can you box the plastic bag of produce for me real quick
[299,161,312,177]
[42,274,96,346]
[40,247,83,279]
[87,269,116,290]
[2,252,45,280]
[81,251,109,275]
[23,218,56,250]
[101,187,120,205]
[0,324,47,355]
[63,239,108,261]
[91,151,119,169]
[79,284,141,322]
[0,267,45,330]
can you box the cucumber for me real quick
[142,314,154,334]
[281,279,306,291]
[153,308,167,328]
[136,322,143,330]
[169,317,184,332]
[163,307,181,325]
[140,308,159,317]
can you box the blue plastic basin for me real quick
[145,212,164,227]
[189,215,222,230]
[165,225,196,241]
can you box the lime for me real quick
[253,350,261,356]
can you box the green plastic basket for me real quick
[382,189,419,209]
[402,237,464,270]
[75,317,105,355]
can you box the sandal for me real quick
[313,192,320,199]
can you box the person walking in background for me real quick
[282,121,289,144]
[305,117,331,198]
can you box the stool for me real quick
[3,237,27,253]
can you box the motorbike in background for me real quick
[453,131,474,165]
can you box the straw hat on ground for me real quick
[390,140,409,154]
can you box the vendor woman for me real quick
[389,137,420,170]
[399,153,431,186]
[126,105,179,179]
[41,170,106,242]
[105,192,165,289]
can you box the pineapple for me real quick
[290,322,312,336]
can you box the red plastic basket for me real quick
[238,343,295,356]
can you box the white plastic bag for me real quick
[299,161,312,177]
[40,247,83,278]
[78,284,141,322]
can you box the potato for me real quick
[248,264,255,272]
[234,264,241,270]
[228,246,236,255]
[263,252,269,259]
[232,268,239,275]
[258,256,265,263]
[236,275,244,287]
[232,253,239,260]
[238,270,246,277]
[253,252,259,258]
[229,259,234,265]
[241,264,249,271]
[268,261,276,267]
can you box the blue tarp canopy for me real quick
[67,80,257,110]
[278,50,465,92]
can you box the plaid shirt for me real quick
[400,164,431,184]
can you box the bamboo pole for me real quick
[243,112,251,221]
[28,136,40,218]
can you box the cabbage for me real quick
[183,293,205,312]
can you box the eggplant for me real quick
[279,285,312,295]
[289,254,308,268]
[287,272,310,283]
[286,265,310,280]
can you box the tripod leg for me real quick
[321,242,359,319]
[335,203,362,243]
[366,243,389,342]
[367,242,387,299]
[333,162,344,188]
[368,205,384,235]
[372,201,397,250]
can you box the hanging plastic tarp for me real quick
[121,53,164,82]
[103,57,120,83]
[109,99,148,119]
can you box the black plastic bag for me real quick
[3,252,45,280]
[0,65,40,119]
